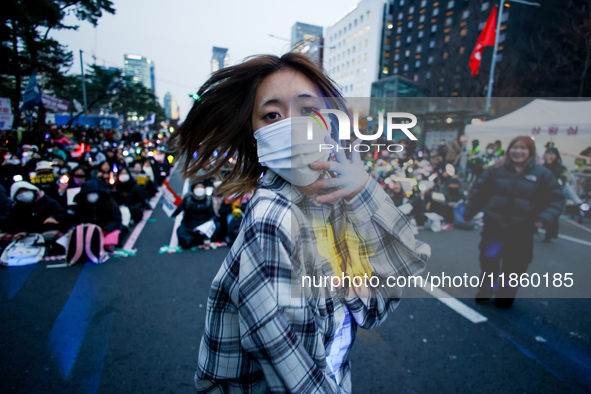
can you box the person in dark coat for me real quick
[542,147,567,242]
[171,183,216,249]
[73,178,122,233]
[464,136,565,308]
[8,181,68,236]
[112,168,148,225]
[0,184,13,232]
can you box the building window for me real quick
[433,8,439,16]
[394,67,398,74]
[409,6,415,14]
[420,14,426,23]
[364,53,367,60]
[360,15,363,22]
[428,56,434,64]
[355,19,358,26]
[363,67,366,73]
[366,25,370,31]
[431,24,438,33]
[396,40,401,47]
[385,51,390,59]
[445,17,453,26]
[459,46,465,54]
[417,44,422,52]
[394,53,400,60]
[429,40,435,48]
[408,21,413,29]
[397,26,403,33]
[447,0,454,9]
[501,12,509,22]
[406,36,412,43]
[386,36,391,44]
[426,71,431,79]
[383,66,389,74]
[418,30,424,38]
[421,0,427,7]
[478,21,486,30]
[415,60,421,68]
[462,10,470,19]
[443,51,448,59]
[445,35,450,42]
[414,74,419,82]
[399,12,404,20]
[399,0,404,5]
[499,33,506,43]
[388,22,394,29]
[482,2,489,11]
[404,64,409,71]
[460,28,468,36]
[405,49,411,57]
[365,39,368,46]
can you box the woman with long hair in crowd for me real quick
[172,52,430,393]
[464,136,564,308]
[542,147,567,242]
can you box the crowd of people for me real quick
[0,124,172,254]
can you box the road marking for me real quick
[422,284,488,324]
[122,190,162,252]
[169,178,189,249]
[566,219,591,235]
[122,161,178,252]
[538,229,591,247]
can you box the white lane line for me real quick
[122,191,162,252]
[122,162,178,252]
[169,178,189,249]
[538,229,591,247]
[421,285,488,324]
[566,219,591,235]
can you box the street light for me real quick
[485,0,541,113]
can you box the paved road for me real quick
[1,169,590,393]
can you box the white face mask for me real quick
[87,192,100,203]
[16,190,35,203]
[486,149,494,155]
[194,187,205,197]
[119,174,130,183]
[254,117,331,186]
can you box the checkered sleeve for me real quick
[342,176,431,329]
[237,198,347,394]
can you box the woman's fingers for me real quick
[309,160,345,174]
[307,176,347,190]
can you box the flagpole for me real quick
[485,0,504,113]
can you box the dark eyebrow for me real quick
[261,98,282,108]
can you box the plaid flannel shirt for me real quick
[195,171,431,393]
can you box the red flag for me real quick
[469,5,498,76]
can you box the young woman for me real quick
[464,136,564,308]
[543,147,567,242]
[173,53,430,393]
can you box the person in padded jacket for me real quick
[73,178,122,234]
[463,136,564,308]
[171,183,216,249]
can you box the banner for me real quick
[41,94,70,112]
[161,180,182,217]
[22,73,42,109]
[0,98,13,130]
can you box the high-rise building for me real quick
[324,0,387,97]
[211,47,230,73]
[291,22,324,66]
[377,0,577,98]
[124,54,155,92]
[163,92,178,120]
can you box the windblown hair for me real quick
[171,53,345,198]
[495,135,536,173]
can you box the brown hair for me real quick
[170,53,345,198]
[495,136,536,174]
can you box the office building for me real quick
[163,92,179,120]
[212,47,230,73]
[291,22,324,66]
[123,54,155,92]
[324,0,388,97]
[377,0,575,97]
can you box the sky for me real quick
[50,0,362,122]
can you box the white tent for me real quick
[464,99,591,170]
